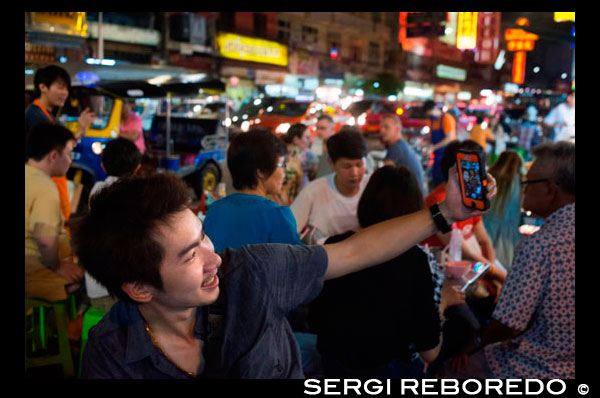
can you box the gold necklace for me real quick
[144,319,196,377]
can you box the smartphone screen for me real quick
[457,150,489,210]
[459,158,485,202]
[461,262,491,292]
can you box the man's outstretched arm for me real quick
[323,165,496,280]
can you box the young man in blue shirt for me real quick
[72,168,496,378]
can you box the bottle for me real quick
[449,228,462,262]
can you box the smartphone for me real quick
[456,150,490,210]
[461,263,491,292]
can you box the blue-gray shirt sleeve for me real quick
[385,140,425,192]
[226,244,328,314]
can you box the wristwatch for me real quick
[429,203,452,234]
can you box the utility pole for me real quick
[98,12,104,60]
[209,12,219,79]
[162,12,170,65]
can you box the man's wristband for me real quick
[429,203,452,234]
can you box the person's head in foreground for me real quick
[358,165,423,228]
[72,172,222,307]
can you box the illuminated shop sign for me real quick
[456,12,478,50]
[554,12,575,22]
[512,51,526,85]
[436,64,467,81]
[217,33,288,67]
[31,12,88,37]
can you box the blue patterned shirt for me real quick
[485,203,575,379]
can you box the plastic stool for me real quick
[25,297,75,378]
[77,306,105,378]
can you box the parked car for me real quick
[348,99,404,135]
[226,96,278,134]
[245,98,352,137]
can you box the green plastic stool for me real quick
[25,297,75,378]
[77,306,105,378]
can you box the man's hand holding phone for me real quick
[439,164,496,225]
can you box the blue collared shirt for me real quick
[80,244,328,379]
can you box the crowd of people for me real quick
[25,64,575,380]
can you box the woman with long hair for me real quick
[483,150,525,269]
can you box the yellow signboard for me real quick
[554,12,575,22]
[456,12,478,50]
[217,33,288,67]
[31,12,88,37]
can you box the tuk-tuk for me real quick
[61,84,124,188]
[63,77,228,200]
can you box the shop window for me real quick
[302,25,318,44]
[253,13,267,38]
[278,20,290,42]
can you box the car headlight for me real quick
[241,121,250,132]
[357,113,367,126]
[347,117,356,126]
[91,141,105,155]
[276,123,291,134]
[420,126,430,135]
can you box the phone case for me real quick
[456,150,490,211]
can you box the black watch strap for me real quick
[429,203,452,234]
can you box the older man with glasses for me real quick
[445,141,575,380]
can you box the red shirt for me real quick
[421,184,481,248]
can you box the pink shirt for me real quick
[120,112,145,154]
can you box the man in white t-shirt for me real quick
[543,91,575,143]
[292,127,370,244]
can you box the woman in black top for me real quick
[308,165,463,379]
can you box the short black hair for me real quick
[26,122,75,161]
[358,166,424,228]
[227,128,286,190]
[33,65,71,99]
[71,172,191,303]
[532,141,575,196]
[326,126,366,163]
[101,138,142,177]
[283,123,307,144]
[422,100,436,113]
[440,139,484,182]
